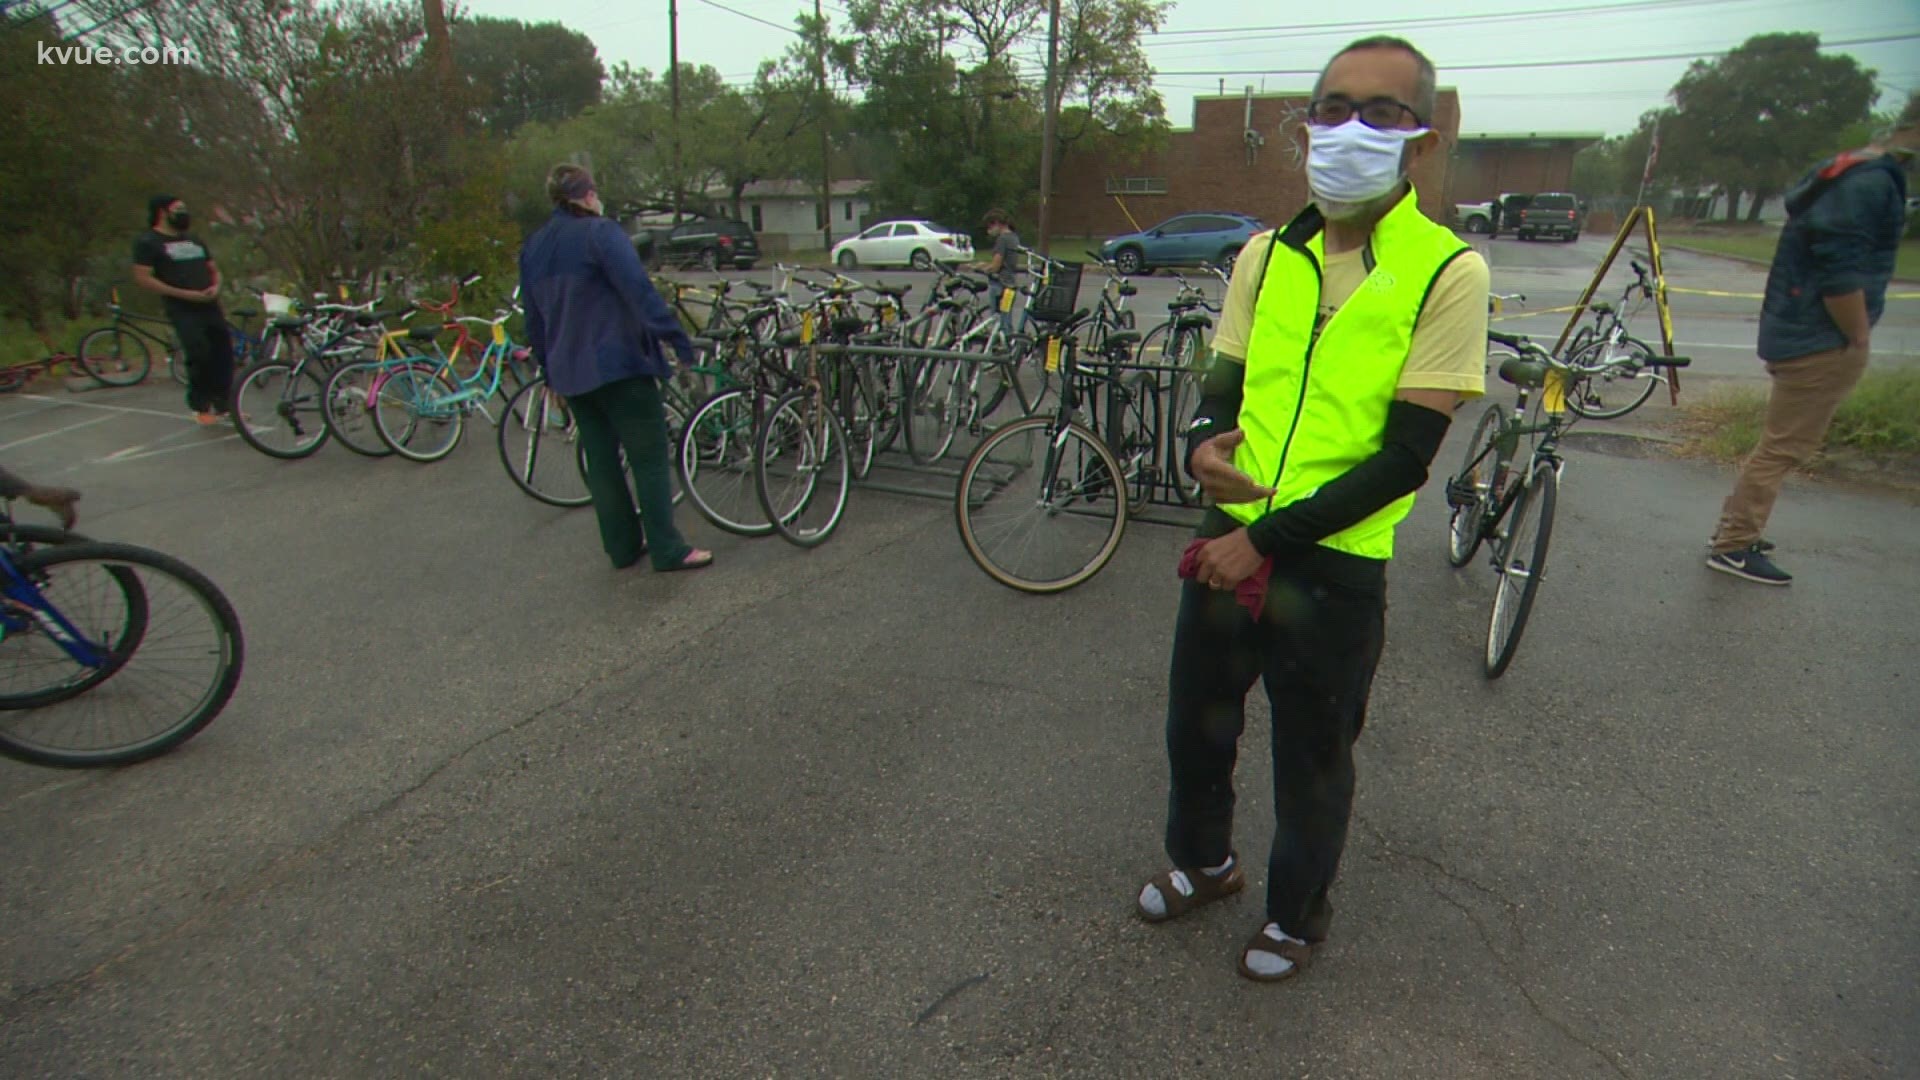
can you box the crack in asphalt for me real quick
[0,512,932,1018]
[1352,813,1630,1080]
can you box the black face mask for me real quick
[166,210,190,230]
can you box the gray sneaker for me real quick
[1707,544,1791,585]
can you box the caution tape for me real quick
[1666,286,1920,300]
[1489,303,1581,323]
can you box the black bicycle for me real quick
[1444,328,1688,677]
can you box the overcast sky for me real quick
[464,0,1919,137]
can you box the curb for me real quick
[1661,240,1920,287]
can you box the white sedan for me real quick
[831,220,974,271]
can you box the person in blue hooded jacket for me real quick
[1707,96,1918,586]
[519,164,713,573]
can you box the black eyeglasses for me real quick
[1307,94,1425,131]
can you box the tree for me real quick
[452,16,604,137]
[1659,33,1877,223]
[1045,0,1170,187]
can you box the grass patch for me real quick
[1664,229,1920,281]
[1680,369,1920,461]
[0,317,81,369]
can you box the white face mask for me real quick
[1306,118,1428,218]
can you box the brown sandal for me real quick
[1237,925,1314,983]
[1135,855,1245,924]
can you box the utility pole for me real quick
[1035,0,1061,255]
[814,0,832,250]
[670,0,682,222]
[423,0,458,135]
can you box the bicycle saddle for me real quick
[1102,330,1142,351]
[871,282,912,298]
[407,323,445,341]
[1590,301,1614,316]
[1497,356,1548,388]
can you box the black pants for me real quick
[568,374,691,570]
[1164,509,1387,941]
[171,307,234,413]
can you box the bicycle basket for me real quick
[1025,262,1084,324]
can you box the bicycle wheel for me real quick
[755,388,851,548]
[1446,404,1503,568]
[1113,373,1161,515]
[1484,458,1558,679]
[1164,328,1209,506]
[0,542,243,766]
[0,524,140,711]
[680,388,777,536]
[904,358,962,465]
[498,378,589,506]
[322,360,400,458]
[866,358,904,457]
[374,363,464,462]
[955,415,1127,593]
[1565,337,1659,420]
[232,362,330,459]
[74,327,153,387]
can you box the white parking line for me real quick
[15,393,193,422]
[100,425,204,462]
[0,415,115,452]
[101,433,242,463]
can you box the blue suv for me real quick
[1098,211,1266,275]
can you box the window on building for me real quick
[815,201,827,229]
[750,203,763,232]
[844,201,854,221]
[1105,177,1169,195]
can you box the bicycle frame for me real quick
[0,546,108,668]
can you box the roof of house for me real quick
[707,179,873,200]
[1456,132,1606,142]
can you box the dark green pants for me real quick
[568,375,691,570]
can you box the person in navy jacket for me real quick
[519,164,713,573]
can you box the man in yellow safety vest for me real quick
[1133,35,1490,983]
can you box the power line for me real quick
[1150,33,1920,77]
[691,0,800,36]
[1143,0,1752,39]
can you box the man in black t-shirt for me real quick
[132,195,233,422]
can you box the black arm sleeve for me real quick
[1182,353,1245,472]
[1244,400,1453,557]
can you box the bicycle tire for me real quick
[1115,372,1160,515]
[321,360,401,458]
[498,378,590,506]
[1565,336,1659,420]
[904,358,962,464]
[755,388,851,548]
[0,522,143,711]
[373,364,465,462]
[1446,404,1504,568]
[1484,458,1558,679]
[955,415,1127,593]
[0,542,242,766]
[74,327,153,387]
[232,362,330,459]
[680,387,778,536]
[1164,329,1208,506]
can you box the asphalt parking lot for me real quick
[1,243,1916,1078]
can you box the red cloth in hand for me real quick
[1177,537,1274,621]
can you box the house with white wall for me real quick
[709,180,874,253]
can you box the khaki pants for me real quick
[1711,346,1869,553]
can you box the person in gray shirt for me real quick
[971,208,1022,337]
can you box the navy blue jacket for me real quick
[1757,151,1909,362]
[518,207,694,395]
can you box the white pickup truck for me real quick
[1454,200,1496,234]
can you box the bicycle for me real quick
[953,309,1134,593]
[1443,328,1689,678]
[1559,259,1676,420]
[0,502,245,767]
[71,286,186,389]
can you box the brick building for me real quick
[1446,132,1603,204]
[1049,88,1463,240]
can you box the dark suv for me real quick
[1516,192,1584,242]
[626,211,761,271]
